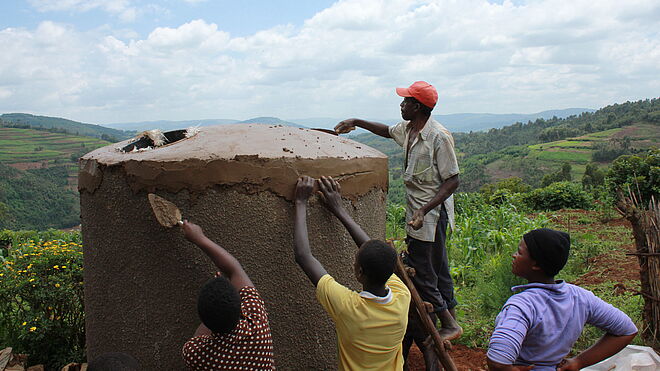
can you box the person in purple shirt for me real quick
[487,228,638,371]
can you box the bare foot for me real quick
[437,325,463,341]
[437,309,463,341]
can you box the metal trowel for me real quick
[148,193,183,228]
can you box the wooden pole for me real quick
[391,242,457,371]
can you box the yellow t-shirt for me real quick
[316,274,411,371]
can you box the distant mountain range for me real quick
[104,108,595,133]
[105,116,305,132]
[1,108,595,138]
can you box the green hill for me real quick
[0,163,80,230]
[0,127,111,189]
[0,113,133,141]
[351,99,659,199]
[0,127,113,229]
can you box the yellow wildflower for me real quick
[22,322,27,326]
[29,278,35,282]
[55,283,61,288]
[53,265,59,269]
[29,327,36,332]
[61,265,67,269]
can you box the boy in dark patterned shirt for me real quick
[181,221,274,370]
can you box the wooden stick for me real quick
[392,250,457,371]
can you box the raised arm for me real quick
[317,176,370,248]
[293,176,328,286]
[334,118,391,138]
[182,221,253,289]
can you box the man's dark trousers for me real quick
[402,205,456,360]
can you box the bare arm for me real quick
[409,174,459,230]
[317,176,370,248]
[557,332,637,371]
[335,118,391,138]
[293,176,328,286]
[182,221,253,289]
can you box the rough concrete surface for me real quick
[79,124,388,370]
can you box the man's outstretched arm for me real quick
[182,221,253,289]
[334,118,391,138]
[318,176,370,248]
[293,176,328,286]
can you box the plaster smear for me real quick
[79,124,388,200]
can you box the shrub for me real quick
[0,238,85,369]
[606,149,659,205]
[582,163,606,190]
[480,177,531,200]
[541,162,572,187]
[524,181,593,211]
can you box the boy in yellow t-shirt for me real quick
[293,176,412,371]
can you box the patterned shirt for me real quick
[182,286,274,370]
[389,118,460,241]
[487,281,637,370]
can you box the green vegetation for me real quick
[0,127,109,164]
[387,195,645,350]
[351,99,659,196]
[524,181,593,211]
[0,230,85,369]
[0,163,80,230]
[1,113,132,141]
[606,149,659,205]
[0,127,112,230]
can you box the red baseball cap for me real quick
[396,81,438,109]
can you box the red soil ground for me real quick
[407,343,487,370]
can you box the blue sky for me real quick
[1,0,337,38]
[0,0,658,124]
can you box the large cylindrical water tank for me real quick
[78,124,388,370]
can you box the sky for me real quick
[0,0,658,125]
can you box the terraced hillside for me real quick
[487,123,659,181]
[0,127,110,189]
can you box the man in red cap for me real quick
[335,81,461,370]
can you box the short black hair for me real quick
[410,97,434,115]
[197,276,241,334]
[357,240,397,285]
[87,352,139,371]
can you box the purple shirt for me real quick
[487,281,637,370]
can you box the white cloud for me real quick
[1,0,659,124]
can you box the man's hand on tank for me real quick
[182,220,205,242]
[295,176,315,203]
[334,119,357,134]
[408,209,425,230]
[318,176,344,214]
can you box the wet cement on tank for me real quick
[79,124,388,201]
[79,124,388,370]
